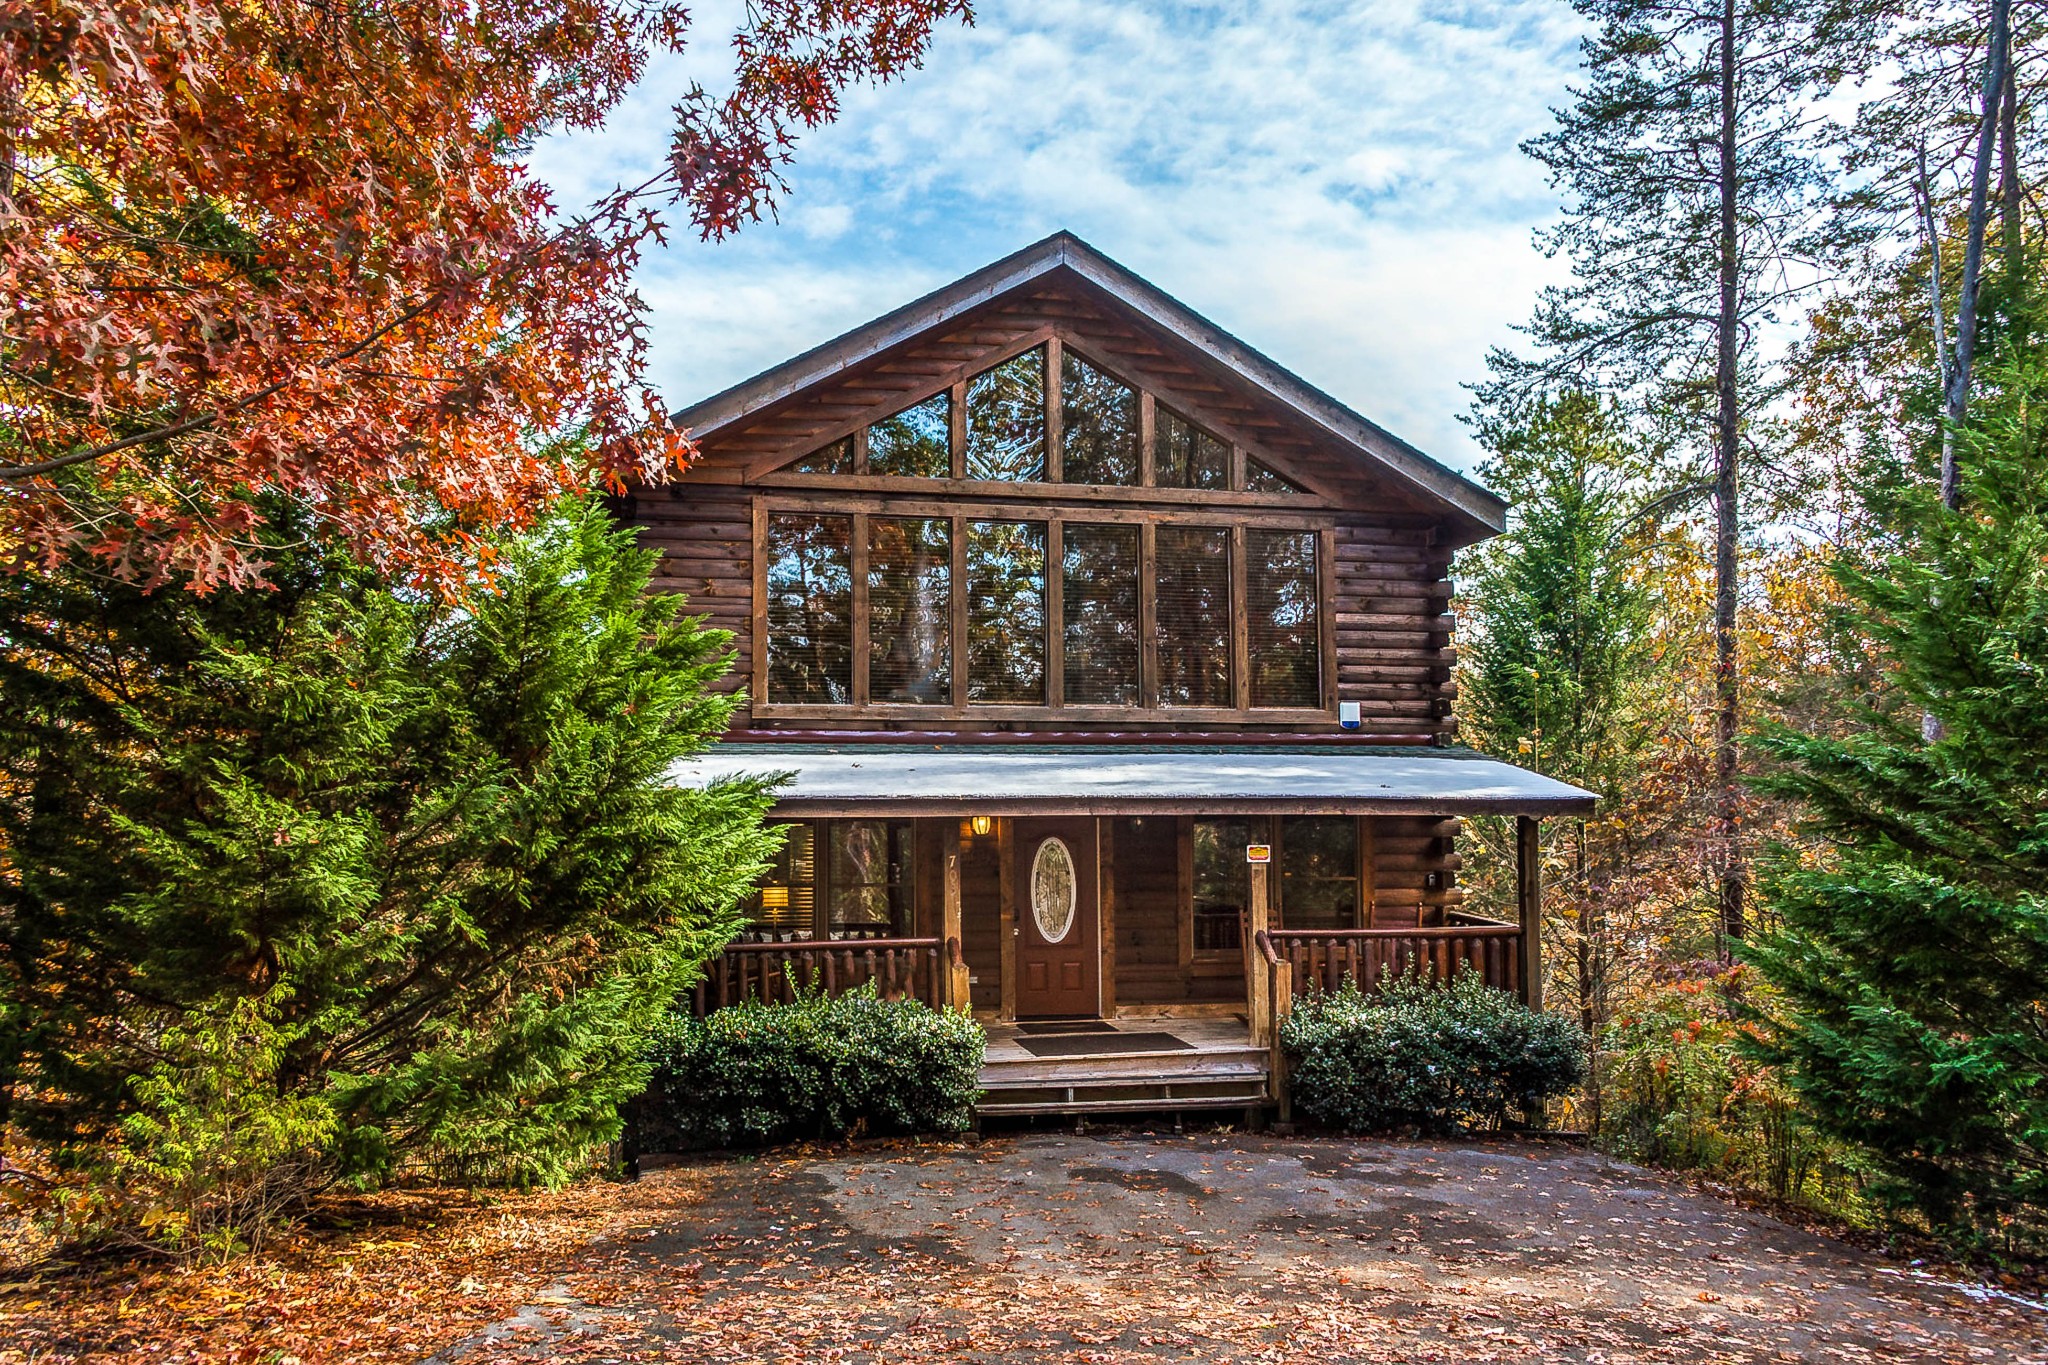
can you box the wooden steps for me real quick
[976,1019,1269,1118]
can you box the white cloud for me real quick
[526,0,1588,472]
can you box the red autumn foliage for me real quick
[1,0,968,589]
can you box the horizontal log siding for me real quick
[1370,815,1464,927]
[1110,817,1241,1007]
[1332,516,1455,742]
[631,486,755,724]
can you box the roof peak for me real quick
[671,234,1505,538]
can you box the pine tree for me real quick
[1457,391,1669,1130]
[0,500,778,1204]
[1481,0,1870,944]
[1746,360,2048,1253]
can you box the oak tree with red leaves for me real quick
[1,0,968,589]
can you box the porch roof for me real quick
[670,744,1597,818]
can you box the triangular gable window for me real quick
[780,346,1310,494]
[1245,457,1308,495]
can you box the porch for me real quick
[675,742,1595,1118]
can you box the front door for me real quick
[1012,817,1100,1018]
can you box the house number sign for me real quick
[1030,837,1077,943]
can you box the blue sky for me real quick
[527,0,1589,474]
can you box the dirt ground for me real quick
[426,1131,2047,1364]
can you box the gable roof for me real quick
[671,232,1507,540]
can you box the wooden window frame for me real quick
[751,496,1334,723]
[758,329,1322,503]
[755,818,919,940]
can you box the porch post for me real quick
[1246,859,1272,1046]
[1516,815,1543,1010]
[943,823,970,1010]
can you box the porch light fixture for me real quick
[970,815,994,837]
[759,885,790,908]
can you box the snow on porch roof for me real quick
[670,744,1598,818]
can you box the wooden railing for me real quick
[691,936,962,1014]
[1266,925,1523,999]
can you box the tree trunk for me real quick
[2000,58,2021,286]
[1944,0,2013,510]
[1714,0,1745,946]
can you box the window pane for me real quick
[1155,526,1231,707]
[1247,529,1320,708]
[765,514,851,704]
[791,436,851,475]
[1062,524,1140,705]
[868,393,950,478]
[967,520,1046,702]
[1193,817,1254,954]
[1154,407,1229,489]
[828,820,915,938]
[965,348,1046,481]
[869,517,951,705]
[1280,816,1358,930]
[1246,457,1307,494]
[1060,351,1138,485]
[749,822,816,939]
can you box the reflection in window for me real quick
[748,823,816,939]
[967,520,1046,702]
[868,393,951,478]
[1280,817,1358,929]
[1246,457,1307,494]
[1062,524,1140,705]
[765,514,852,704]
[965,348,1046,481]
[1192,817,1255,955]
[1155,526,1231,706]
[1060,351,1138,485]
[829,821,915,938]
[869,518,951,704]
[791,436,852,475]
[1155,407,1229,489]
[1247,529,1320,708]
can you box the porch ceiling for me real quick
[670,744,1597,817]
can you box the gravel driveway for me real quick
[436,1132,2047,1363]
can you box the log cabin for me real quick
[642,233,1595,1121]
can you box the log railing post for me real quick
[1516,815,1544,1010]
[1245,858,1272,1047]
[943,828,970,1009]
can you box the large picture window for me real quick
[1191,817,1254,955]
[746,820,915,939]
[1247,529,1320,708]
[868,517,951,704]
[1062,523,1140,705]
[759,509,1322,714]
[1155,526,1231,706]
[967,520,1047,703]
[828,821,916,938]
[765,513,852,704]
[1278,816,1360,930]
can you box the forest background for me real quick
[1453,0,2048,1260]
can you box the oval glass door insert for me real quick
[1030,837,1078,944]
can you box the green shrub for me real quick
[635,988,984,1150]
[1281,968,1585,1135]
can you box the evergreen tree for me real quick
[1481,0,1870,944]
[1747,360,2048,1254]
[1458,391,1669,1130]
[0,501,777,1212]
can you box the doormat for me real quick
[1015,1031,1193,1058]
[1016,1021,1117,1035]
